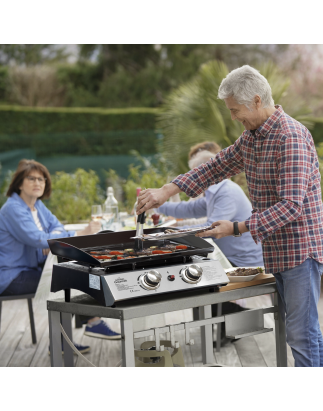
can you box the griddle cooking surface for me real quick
[48,227,214,269]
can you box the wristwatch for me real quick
[233,221,242,237]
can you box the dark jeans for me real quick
[0,268,42,296]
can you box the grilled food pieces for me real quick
[88,242,189,261]
[228,267,263,277]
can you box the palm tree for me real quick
[157,60,314,176]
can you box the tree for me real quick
[0,45,69,66]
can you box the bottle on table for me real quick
[103,187,119,228]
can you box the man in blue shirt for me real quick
[158,148,264,268]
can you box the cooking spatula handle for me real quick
[137,211,146,224]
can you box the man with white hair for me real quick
[137,65,323,367]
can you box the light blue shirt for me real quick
[0,193,75,294]
[158,180,264,268]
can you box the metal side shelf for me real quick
[224,306,276,339]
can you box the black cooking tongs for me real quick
[134,211,146,251]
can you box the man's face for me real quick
[224,96,260,130]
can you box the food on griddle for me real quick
[90,242,191,263]
[228,267,263,277]
[175,245,187,250]
[160,245,177,251]
[136,250,152,256]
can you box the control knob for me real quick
[180,264,203,284]
[139,270,162,290]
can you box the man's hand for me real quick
[136,183,181,214]
[195,220,234,239]
[195,220,248,239]
[42,248,50,256]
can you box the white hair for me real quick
[188,150,214,169]
[218,65,274,109]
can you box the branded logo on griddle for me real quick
[114,277,127,284]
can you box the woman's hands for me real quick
[136,184,181,214]
[77,220,101,236]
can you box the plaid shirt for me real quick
[172,106,323,274]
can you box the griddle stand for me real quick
[47,282,287,367]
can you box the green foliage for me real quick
[121,151,172,212]
[0,66,8,102]
[310,121,323,145]
[0,45,69,66]
[0,105,158,133]
[46,168,104,223]
[158,60,316,175]
[0,106,159,156]
[0,166,13,208]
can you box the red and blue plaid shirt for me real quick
[172,106,323,274]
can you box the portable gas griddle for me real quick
[48,227,229,306]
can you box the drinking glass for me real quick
[91,205,103,223]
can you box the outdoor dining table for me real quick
[47,273,287,367]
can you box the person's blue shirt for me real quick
[0,193,75,294]
[158,180,264,268]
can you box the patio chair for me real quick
[0,293,37,344]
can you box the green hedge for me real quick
[0,130,159,156]
[0,105,161,156]
[0,105,159,134]
[311,121,323,145]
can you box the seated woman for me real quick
[0,160,120,352]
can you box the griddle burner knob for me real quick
[181,264,203,284]
[140,270,162,290]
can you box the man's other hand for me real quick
[195,220,234,239]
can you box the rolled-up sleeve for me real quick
[246,134,313,243]
[3,205,75,249]
[171,137,244,197]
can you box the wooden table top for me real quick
[220,273,275,292]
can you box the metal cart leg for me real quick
[0,301,2,334]
[199,305,214,365]
[61,312,74,367]
[121,319,135,367]
[216,303,222,352]
[48,310,63,367]
[274,292,287,367]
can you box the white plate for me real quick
[225,267,264,282]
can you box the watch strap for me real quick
[233,221,241,237]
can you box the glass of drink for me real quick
[102,203,116,229]
[91,205,103,223]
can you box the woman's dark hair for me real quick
[6,159,52,200]
[188,141,221,160]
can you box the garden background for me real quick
[1,44,323,222]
